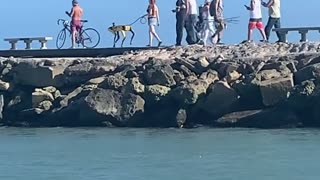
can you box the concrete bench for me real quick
[273,27,320,42]
[4,37,53,50]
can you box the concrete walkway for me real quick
[0,47,162,58]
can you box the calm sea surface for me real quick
[0,127,319,180]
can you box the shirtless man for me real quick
[210,0,224,44]
[66,0,83,48]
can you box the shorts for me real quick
[71,20,82,32]
[248,19,263,30]
[148,17,157,26]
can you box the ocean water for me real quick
[0,127,319,180]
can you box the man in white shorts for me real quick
[199,0,216,46]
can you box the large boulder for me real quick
[13,62,65,87]
[258,74,294,107]
[294,63,320,84]
[197,81,239,118]
[63,61,116,86]
[143,64,176,87]
[170,79,208,105]
[54,88,145,127]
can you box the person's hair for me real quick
[149,0,156,5]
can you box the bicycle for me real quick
[56,19,100,49]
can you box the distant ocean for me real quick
[0,127,319,180]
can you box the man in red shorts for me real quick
[66,0,83,48]
[245,0,267,42]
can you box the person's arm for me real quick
[214,0,219,17]
[263,0,274,7]
[186,0,190,14]
[156,6,160,26]
[245,0,254,11]
[65,8,73,17]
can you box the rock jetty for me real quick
[1,42,320,128]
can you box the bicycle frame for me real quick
[57,19,84,44]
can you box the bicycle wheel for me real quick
[81,28,100,48]
[56,29,67,49]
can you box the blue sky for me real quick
[0,0,319,49]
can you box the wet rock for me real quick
[215,107,301,128]
[258,75,294,107]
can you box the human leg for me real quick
[148,25,153,46]
[176,14,184,46]
[264,17,276,41]
[190,14,199,44]
[247,21,255,41]
[274,18,282,41]
[257,21,267,41]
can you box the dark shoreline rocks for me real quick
[2,42,320,128]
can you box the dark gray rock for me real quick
[214,107,301,128]
[258,75,294,107]
[54,88,145,127]
[13,62,65,87]
[143,64,176,87]
[295,63,320,84]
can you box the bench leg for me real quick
[280,32,288,43]
[24,40,33,50]
[9,41,17,50]
[299,30,308,42]
[39,40,48,49]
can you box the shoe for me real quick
[158,41,162,47]
[146,45,151,47]
[260,40,268,43]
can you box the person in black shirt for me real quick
[173,0,187,46]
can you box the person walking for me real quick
[210,0,224,44]
[173,0,188,46]
[186,0,199,45]
[66,0,83,49]
[200,0,216,46]
[245,0,267,42]
[262,0,283,42]
[147,0,162,47]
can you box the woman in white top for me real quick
[245,0,267,42]
[200,0,216,45]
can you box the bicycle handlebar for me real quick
[57,19,67,25]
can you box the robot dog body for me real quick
[108,23,135,48]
